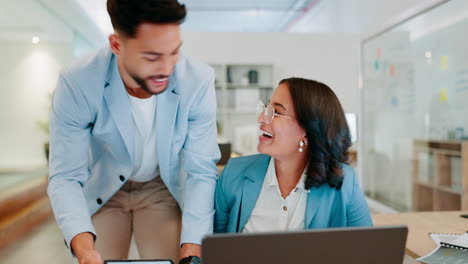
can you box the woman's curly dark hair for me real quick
[279,78,351,190]
[107,0,186,37]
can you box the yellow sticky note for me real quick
[440,56,449,70]
[440,88,448,102]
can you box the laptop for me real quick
[202,225,408,264]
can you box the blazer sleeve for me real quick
[47,72,96,251]
[180,68,221,245]
[346,168,374,226]
[214,160,232,233]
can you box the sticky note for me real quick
[391,96,398,107]
[440,88,448,102]
[440,56,449,70]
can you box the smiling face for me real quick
[109,22,182,97]
[257,83,307,160]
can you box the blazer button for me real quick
[119,175,125,182]
[97,198,103,205]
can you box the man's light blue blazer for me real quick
[47,47,220,249]
[214,154,373,233]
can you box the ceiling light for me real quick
[247,8,265,16]
[32,36,40,44]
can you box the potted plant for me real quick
[37,119,49,161]
[37,93,51,161]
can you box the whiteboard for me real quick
[361,0,468,210]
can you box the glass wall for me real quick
[361,0,468,211]
[0,0,99,190]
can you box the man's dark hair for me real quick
[279,77,352,190]
[107,0,187,37]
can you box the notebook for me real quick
[202,225,408,264]
[417,232,468,264]
[429,232,464,245]
[441,233,468,251]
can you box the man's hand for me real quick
[77,249,103,264]
[71,232,103,264]
[180,243,201,259]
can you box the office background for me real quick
[1,0,467,263]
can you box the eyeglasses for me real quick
[256,100,293,124]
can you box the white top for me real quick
[128,94,159,182]
[243,158,309,233]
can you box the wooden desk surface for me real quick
[372,211,468,258]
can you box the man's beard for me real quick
[129,72,168,95]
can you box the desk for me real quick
[372,211,468,259]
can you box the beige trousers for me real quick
[92,176,181,261]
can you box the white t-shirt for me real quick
[243,158,309,233]
[128,94,159,182]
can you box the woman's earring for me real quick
[299,140,305,152]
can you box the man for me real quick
[47,1,219,264]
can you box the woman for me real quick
[214,77,372,233]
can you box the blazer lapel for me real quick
[238,155,270,231]
[104,56,134,161]
[155,75,179,180]
[305,185,327,228]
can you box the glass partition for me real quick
[361,0,468,211]
[0,0,99,190]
